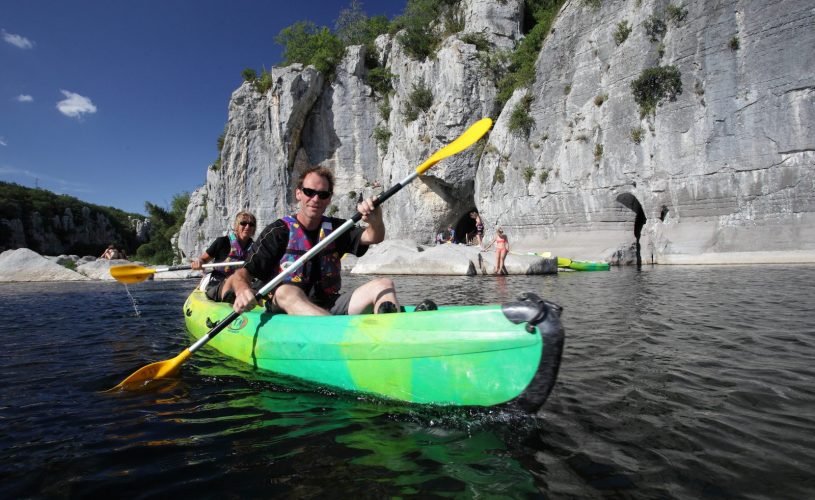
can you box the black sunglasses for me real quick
[239,221,256,227]
[301,187,332,200]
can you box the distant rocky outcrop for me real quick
[0,181,150,256]
[0,248,89,282]
[176,0,814,265]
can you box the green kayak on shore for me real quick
[183,290,564,411]
[534,253,610,271]
[568,260,610,271]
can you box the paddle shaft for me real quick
[186,171,420,354]
[156,261,245,273]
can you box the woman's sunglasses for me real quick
[301,187,332,200]
[239,221,256,227]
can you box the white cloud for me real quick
[56,90,97,118]
[0,137,7,147]
[16,94,34,102]
[2,29,35,49]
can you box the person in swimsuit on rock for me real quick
[484,227,509,274]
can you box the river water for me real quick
[1,266,814,498]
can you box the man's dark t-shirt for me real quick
[245,217,368,305]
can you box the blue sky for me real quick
[0,0,403,215]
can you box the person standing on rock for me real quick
[470,211,484,249]
[483,227,510,275]
[192,211,257,301]
[225,166,433,316]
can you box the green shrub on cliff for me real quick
[613,21,631,45]
[508,93,535,137]
[630,65,682,117]
[276,21,345,79]
[403,79,433,122]
[496,0,565,106]
[392,0,461,60]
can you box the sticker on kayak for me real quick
[228,316,248,331]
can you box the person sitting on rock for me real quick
[192,211,257,301]
[446,225,456,244]
[100,245,118,260]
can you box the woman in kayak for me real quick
[484,227,509,274]
[192,211,257,301]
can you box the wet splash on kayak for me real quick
[1,267,815,498]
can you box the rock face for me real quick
[477,0,815,264]
[177,0,815,265]
[0,248,89,282]
[176,65,324,259]
[0,182,150,256]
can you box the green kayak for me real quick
[568,260,610,271]
[183,290,564,411]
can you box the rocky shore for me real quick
[0,248,202,283]
[0,242,558,283]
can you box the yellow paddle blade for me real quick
[110,264,157,284]
[106,349,192,392]
[557,257,572,267]
[416,118,493,174]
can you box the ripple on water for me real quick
[1,267,815,497]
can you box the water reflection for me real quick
[1,267,815,498]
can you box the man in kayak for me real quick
[225,166,404,316]
[191,211,257,301]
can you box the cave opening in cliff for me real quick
[616,193,647,266]
[452,209,479,245]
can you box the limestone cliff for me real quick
[177,0,814,265]
[0,182,148,256]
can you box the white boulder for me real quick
[0,248,90,282]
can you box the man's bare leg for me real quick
[347,278,398,315]
[273,284,331,316]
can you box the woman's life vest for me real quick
[222,231,251,275]
[278,215,341,296]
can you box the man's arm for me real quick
[224,222,286,313]
[225,268,256,313]
[358,196,385,245]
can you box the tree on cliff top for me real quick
[134,192,189,265]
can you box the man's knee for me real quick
[371,278,395,297]
[373,277,395,290]
[273,284,305,308]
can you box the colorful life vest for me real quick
[278,215,342,296]
[222,231,251,275]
